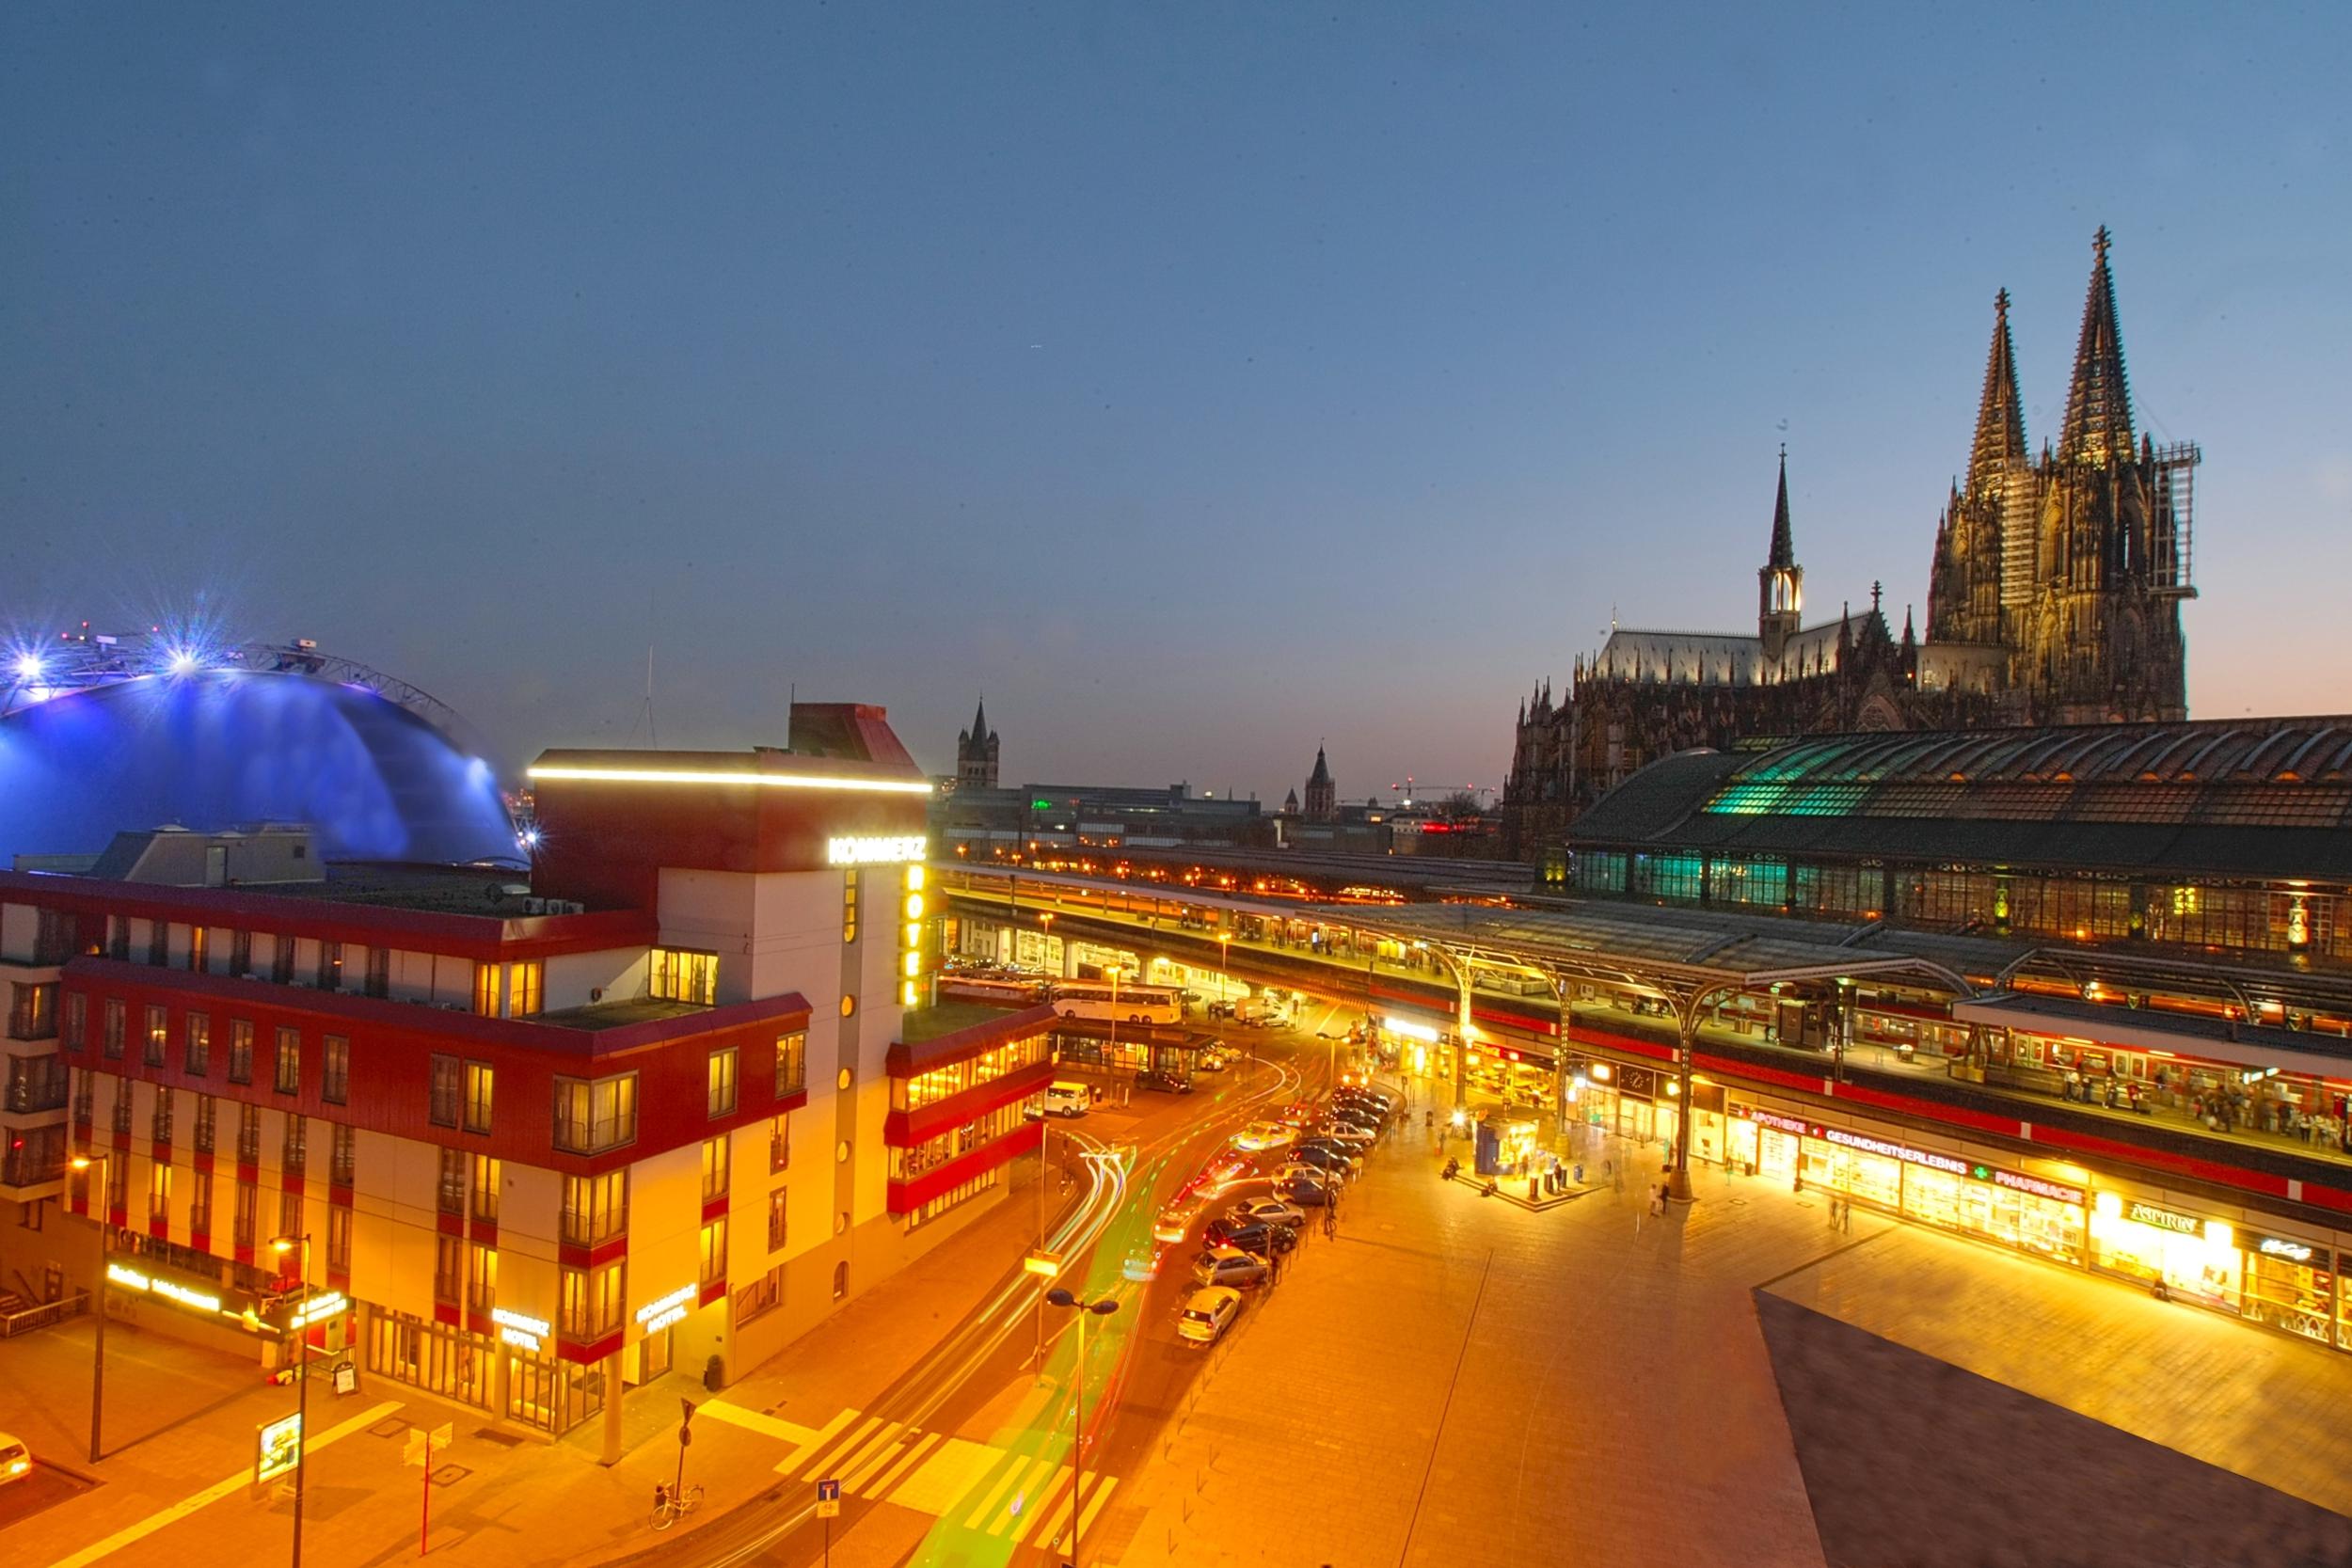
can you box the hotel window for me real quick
[63,992,86,1052]
[552,1072,638,1154]
[109,1080,133,1134]
[282,1114,307,1176]
[193,1094,216,1154]
[699,1215,728,1288]
[470,1155,501,1225]
[434,1234,463,1306]
[35,908,75,966]
[650,949,717,1006]
[233,1180,258,1248]
[735,1263,784,1325]
[509,962,542,1018]
[9,980,57,1040]
[327,1204,352,1272]
[105,1153,129,1212]
[331,1124,356,1186]
[438,1148,467,1215]
[184,1012,211,1076]
[151,1085,175,1147]
[229,1020,254,1085]
[103,999,125,1060]
[842,870,859,943]
[143,1005,167,1067]
[364,946,390,999]
[188,927,209,974]
[316,940,343,991]
[769,1112,790,1174]
[560,1169,628,1248]
[701,1133,731,1203]
[471,963,498,1018]
[767,1187,788,1252]
[273,1026,301,1094]
[464,1061,494,1133]
[428,1054,461,1127]
[148,921,169,967]
[230,929,253,978]
[774,1031,806,1098]
[322,1036,349,1105]
[149,1163,172,1226]
[468,1243,498,1312]
[72,1068,93,1125]
[707,1047,738,1119]
[271,937,295,985]
[560,1259,625,1340]
[237,1103,261,1164]
[188,1170,212,1236]
[278,1187,303,1242]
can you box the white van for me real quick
[1041,1082,1091,1118]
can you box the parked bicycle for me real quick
[651,1481,706,1529]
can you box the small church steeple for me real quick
[955,696,999,790]
[1302,743,1337,823]
[1757,446,1804,671]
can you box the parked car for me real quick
[1228,1197,1307,1229]
[1192,1245,1270,1288]
[1314,1122,1376,1149]
[0,1431,30,1485]
[1177,1287,1244,1347]
[1292,1138,1364,1172]
[1136,1069,1195,1095]
[1277,1172,1332,1205]
[1205,1218,1297,1257]
[1332,1091,1393,1120]
[1326,1107,1383,1134]
[1283,1145,1354,1180]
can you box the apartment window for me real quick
[468,1243,498,1312]
[767,1187,788,1252]
[707,1047,738,1119]
[151,1085,175,1147]
[105,1154,129,1212]
[63,993,86,1052]
[282,1114,307,1177]
[271,938,295,985]
[233,1180,258,1248]
[701,1133,730,1204]
[464,1061,493,1134]
[188,927,209,974]
[228,1020,253,1085]
[273,1027,301,1095]
[470,1156,501,1225]
[735,1263,784,1325]
[278,1188,303,1243]
[237,1104,261,1164]
[194,1094,216,1155]
[322,1036,349,1105]
[230,930,252,979]
[428,1054,461,1127]
[471,963,498,1017]
[434,1234,463,1306]
[35,908,75,965]
[184,1012,211,1076]
[364,946,390,999]
[438,1148,466,1215]
[138,1005,165,1067]
[774,1031,806,1098]
[107,918,129,961]
[649,948,718,1006]
[110,1080,134,1134]
[103,999,125,1060]
[560,1259,625,1340]
[327,1204,352,1272]
[560,1169,628,1248]
[72,1068,93,1125]
[149,1163,172,1227]
[9,981,57,1041]
[331,1124,357,1186]
[769,1112,790,1174]
[509,962,542,1018]
[842,869,859,943]
[699,1215,728,1289]
[148,921,170,967]
[316,941,343,992]
[552,1072,638,1154]
[188,1170,213,1236]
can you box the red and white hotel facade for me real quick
[0,707,1051,1455]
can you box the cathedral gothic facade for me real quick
[1502,231,2200,859]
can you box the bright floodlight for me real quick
[12,654,40,682]
[167,648,199,674]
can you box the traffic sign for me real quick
[815,1478,842,1518]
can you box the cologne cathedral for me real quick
[1502,230,2200,857]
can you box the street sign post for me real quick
[816,1477,842,1566]
[256,1412,303,1486]
[405,1422,454,1555]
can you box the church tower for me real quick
[1756,448,1804,673]
[1929,289,2030,650]
[955,698,999,790]
[1302,745,1337,822]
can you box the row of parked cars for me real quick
[1163,1085,1403,1347]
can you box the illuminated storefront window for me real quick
[2089,1194,2240,1308]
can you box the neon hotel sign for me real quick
[827,834,928,866]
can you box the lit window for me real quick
[707,1048,738,1119]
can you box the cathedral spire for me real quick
[2059,226,2136,467]
[1767,444,1795,569]
[1967,288,2028,494]
[969,694,990,742]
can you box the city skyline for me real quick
[6,4,2348,802]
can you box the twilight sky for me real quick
[6,4,2348,806]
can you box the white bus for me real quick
[1051,980,1184,1026]
[938,973,1050,1006]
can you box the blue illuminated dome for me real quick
[0,670,519,865]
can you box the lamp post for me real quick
[69,1152,110,1464]
[270,1231,313,1568]
[1216,932,1232,1006]
[1105,965,1122,1077]
[1043,1288,1119,1567]
[1038,911,1054,976]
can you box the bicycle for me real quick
[651,1481,706,1529]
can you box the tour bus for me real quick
[938,971,1050,1006]
[1052,980,1184,1025]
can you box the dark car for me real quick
[1277,1174,1332,1206]
[1337,1086,1397,1112]
[1327,1105,1384,1132]
[1136,1070,1195,1095]
[1292,1138,1363,1171]
[1285,1144,1355,1180]
[1331,1094,1391,1123]
[1204,1217,1299,1257]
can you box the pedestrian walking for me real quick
[1841,1197,1853,1234]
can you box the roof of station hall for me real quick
[1565,716,2352,880]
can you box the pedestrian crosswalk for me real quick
[700,1398,1122,1549]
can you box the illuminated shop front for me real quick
[1563,1056,1677,1149]
[2089,1194,2240,1308]
[2239,1228,2335,1346]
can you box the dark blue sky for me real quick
[7,4,2347,805]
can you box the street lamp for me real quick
[1043,1288,1119,1568]
[270,1231,313,1568]
[1104,965,1122,1076]
[69,1152,110,1463]
[1038,911,1054,975]
[1216,932,1232,1005]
